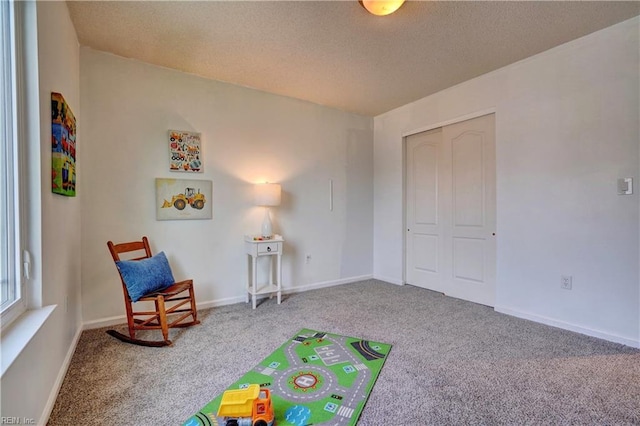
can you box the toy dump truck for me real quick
[217,384,274,426]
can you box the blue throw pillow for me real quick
[115,251,175,302]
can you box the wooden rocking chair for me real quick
[107,236,200,347]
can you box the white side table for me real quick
[244,235,284,309]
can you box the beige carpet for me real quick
[48,280,640,425]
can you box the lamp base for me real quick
[261,207,273,239]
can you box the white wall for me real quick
[80,49,373,324]
[1,1,82,423]
[374,18,639,346]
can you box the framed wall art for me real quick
[156,178,212,220]
[169,129,202,172]
[51,92,77,196]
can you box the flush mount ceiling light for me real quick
[360,0,406,16]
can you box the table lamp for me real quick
[254,183,281,239]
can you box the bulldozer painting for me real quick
[156,178,212,221]
[162,187,206,211]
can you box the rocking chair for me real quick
[107,236,200,347]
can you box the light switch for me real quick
[617,178,633,195]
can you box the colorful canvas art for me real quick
[51,92,76,196]
[169,130,202,172]
[156,178,212,220]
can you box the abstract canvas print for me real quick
[156,178,212,220]
[51,92,76,196]
[169,130,202,172]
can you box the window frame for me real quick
[1,0,27,331]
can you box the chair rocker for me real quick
[107,236,200,347]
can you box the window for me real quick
[1,0,25,329]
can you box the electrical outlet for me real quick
[561,275,572,290]
[305,254,312,264]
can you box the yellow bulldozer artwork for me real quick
[162,187,206,210]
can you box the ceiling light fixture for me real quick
[360,0,406,16]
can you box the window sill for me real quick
[0,305,56,377]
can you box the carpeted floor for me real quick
[48,280,640,425]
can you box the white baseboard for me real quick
[373,274,403,286]
[83,275,374,330]
[83,295,247,330]
[83,314,129,330]
[283,274,373,294]
[39,324,83,425]
[495,305,640,348]
[194,295,247,311]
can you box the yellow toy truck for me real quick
[217,384,274,426]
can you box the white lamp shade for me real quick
[254,183,281,207]
[361,0,405,16]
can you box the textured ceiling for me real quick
[67,1,640,116]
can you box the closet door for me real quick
[442,114,496,306]
[405,114,496,306]
[405,128,446,293]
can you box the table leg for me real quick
[245,255,250,304]
[252,255,258,309]
[277,253,282,304]
[267,255,273,299]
